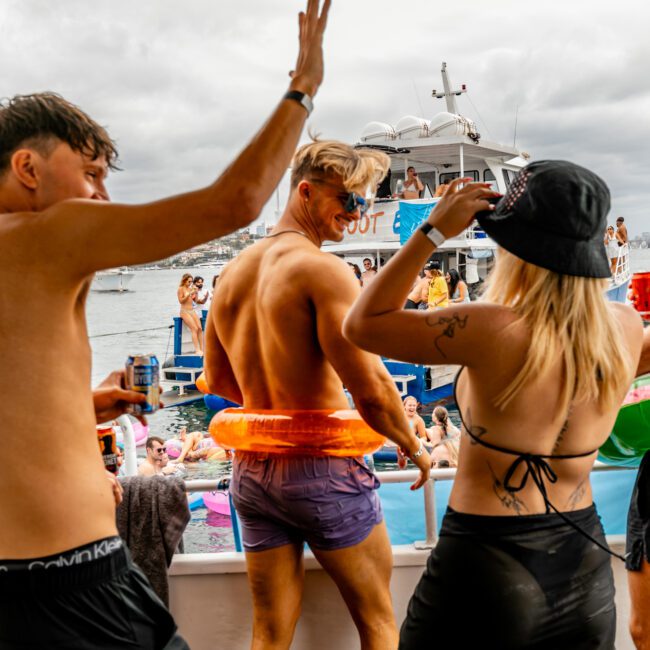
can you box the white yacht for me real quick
[92,267,135,292]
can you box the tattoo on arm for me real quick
[487,461,528,515]
[424,312,468,358]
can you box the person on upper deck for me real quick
[361,256,377,288]
[344,161,643,649]
[604,225,621,274]
[0,2,331,647]
[204,138,431,650]
[400,166,424,199]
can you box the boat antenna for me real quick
[411,78,426,117]
[513,103,519,148]
[431,61,466,115]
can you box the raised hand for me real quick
[428,178,501,240]
[289,0,332,97]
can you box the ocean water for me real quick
[87,249,650,551]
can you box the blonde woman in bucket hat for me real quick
[345,161,643,649]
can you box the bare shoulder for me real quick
[302,251,359,296]
[609,301,644,352]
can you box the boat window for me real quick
[483,169,497,191]
[503,169,516,188]
[439,170,479,184]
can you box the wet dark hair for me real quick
[145,436,165,450]
[0,92,119,174]
[193,276,204,283]
[447,268,461,296]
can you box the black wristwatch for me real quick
[283,90,314,116]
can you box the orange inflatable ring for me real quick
[209,408,385,457]
[195,372,209,394]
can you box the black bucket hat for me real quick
[476,160,611,278]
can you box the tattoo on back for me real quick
[424,312,468,358]
[463,407,488,446]
[487,461,528,515]
[566,480,586,511]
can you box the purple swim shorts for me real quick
[230,452,383,552]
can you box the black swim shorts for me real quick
[0,536,188,649]
[627,450,650,571]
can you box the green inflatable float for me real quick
[599,375,650,467]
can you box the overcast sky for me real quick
[1,0,648,234]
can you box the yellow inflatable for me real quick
[209,408,385,457]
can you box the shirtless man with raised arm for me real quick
[204,140,431,650]
[0,3,330,648]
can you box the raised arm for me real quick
[44,0,332,277]
[344,178,501,367]
[311,256,430,489]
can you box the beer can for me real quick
[97,425,119,475]
[125,353,160,415]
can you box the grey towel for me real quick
[116,475,190,605]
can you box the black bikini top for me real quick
[453,368,623,560]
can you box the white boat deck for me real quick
[169,539,632,650]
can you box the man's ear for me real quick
[297,180,310,201]
[10,149,40,190]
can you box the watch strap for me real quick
[284,90,314,116]
[419,222,446,247]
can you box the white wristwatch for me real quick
[419,222,446,247]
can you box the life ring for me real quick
[209,409,385,457]
[599,375,650,466]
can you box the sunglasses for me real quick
[154,447,168,454]
[310,179,369,216]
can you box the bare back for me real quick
[206,233,351,410]
[447,303,643,516]
[0,212,117,558]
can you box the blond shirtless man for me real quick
[204,140,431,650]
[0,3,330,647]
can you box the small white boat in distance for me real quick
[92,267,135,292]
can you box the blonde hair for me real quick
[482,249,633,414]
[290,139,390,195]
[179,273,193,287]
[433,438,459,468]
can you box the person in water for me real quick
[345,162,643,649]
[403,396,427,440]
[425,405,460,445]
[204,139,431,649]
[0,2,330,647]
[177,273,204,354]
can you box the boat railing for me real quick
[181,461,629,552]
[613,243,631,286]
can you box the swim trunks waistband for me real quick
[0,537,127,594]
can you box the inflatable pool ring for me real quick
[203,491,232,516]
[204,393,239,412]
[114,420,148,447]
[598,375,650,466]
[209,409,386,457]
[195,373,240,411]
[187,492,205,511]
[166,436,216,460]
[196,373,209,394]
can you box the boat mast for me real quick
[432,62,467,178]
[432,61,466,115]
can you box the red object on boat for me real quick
[628,272,650,320]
